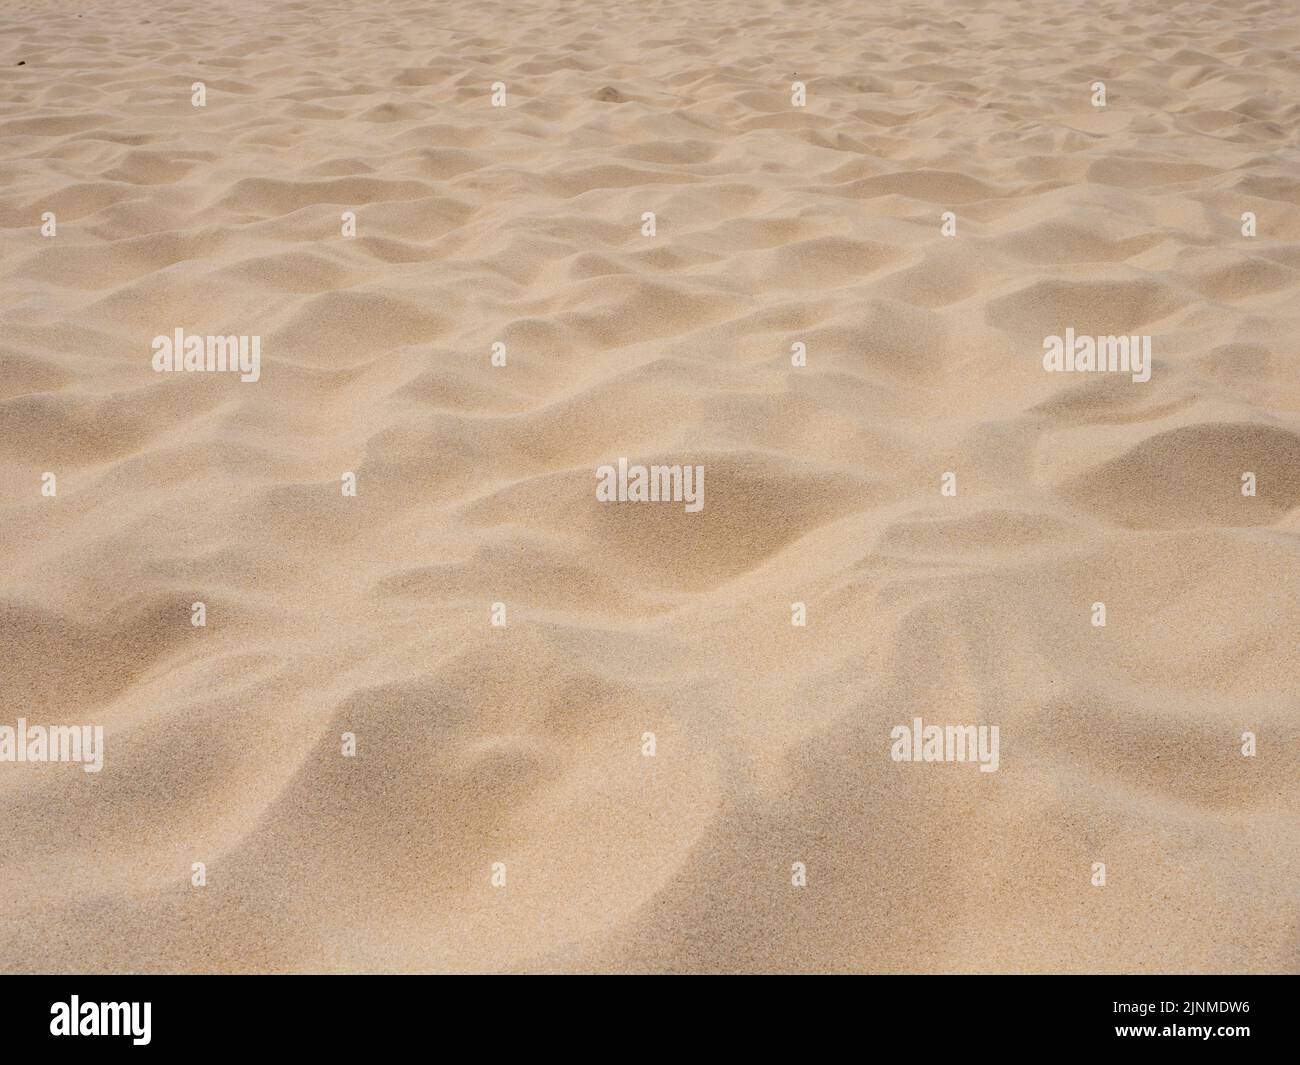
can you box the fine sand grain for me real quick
[1,0,1298,973]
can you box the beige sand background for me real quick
[1,0,1298,973]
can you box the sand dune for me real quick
[1,0,1298,973]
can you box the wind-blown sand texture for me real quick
[1,0,1298,973]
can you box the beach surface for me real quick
[1,0,1298,972]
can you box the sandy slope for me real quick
[1,0,1298,973]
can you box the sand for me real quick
[1,0,1298,974]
